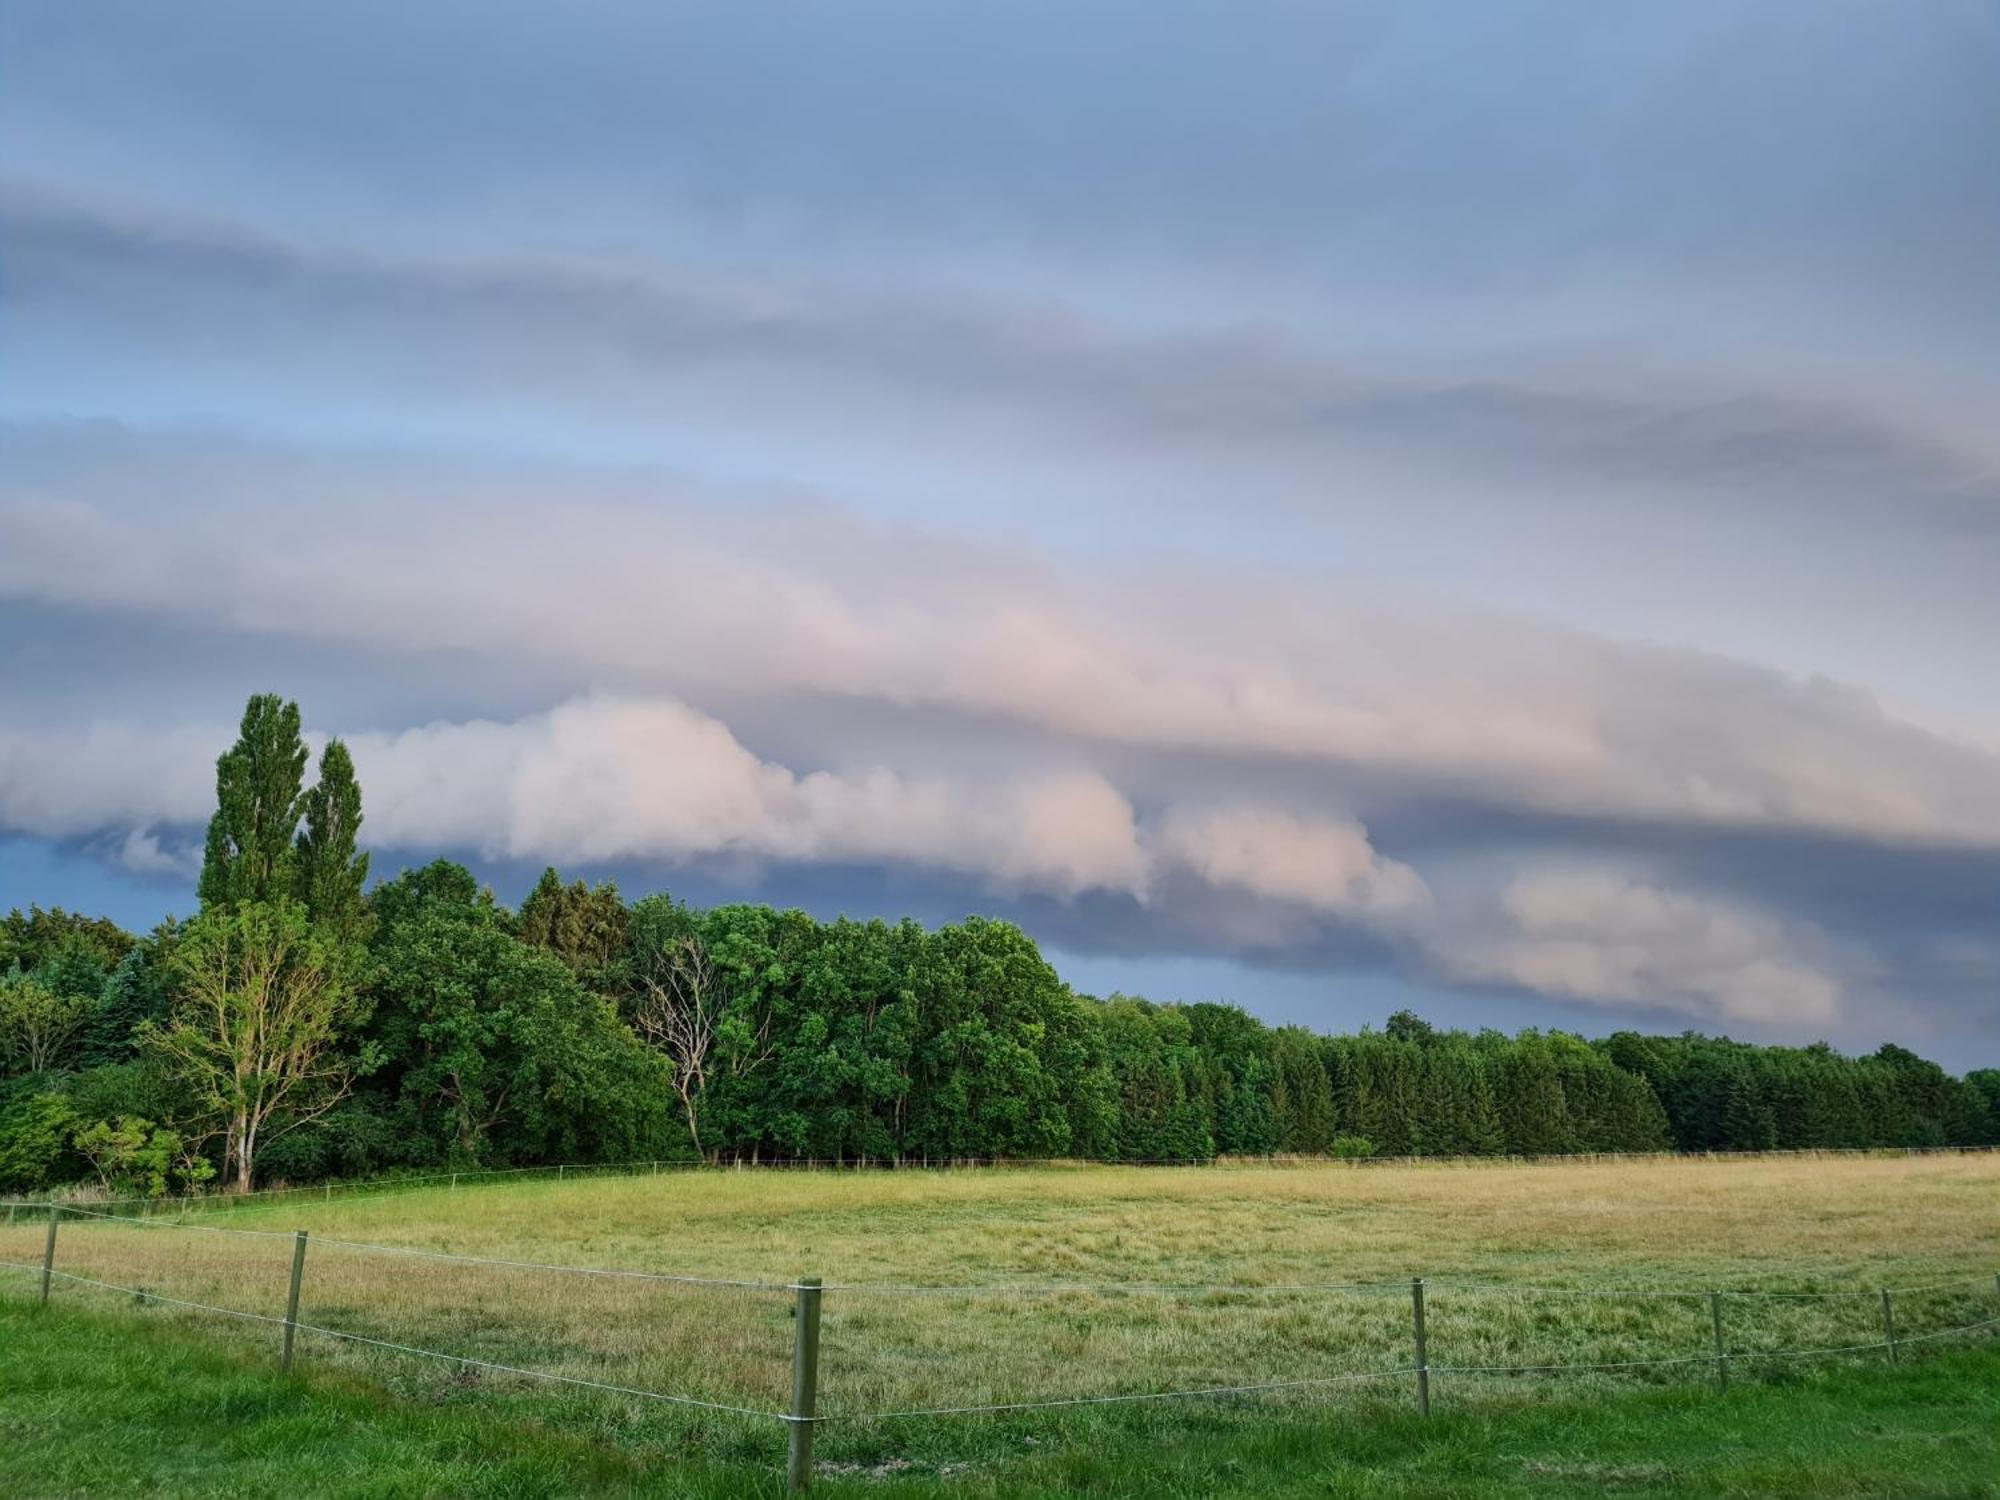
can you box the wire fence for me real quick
[3,1200,1997,1493]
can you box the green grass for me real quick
[8,1156,1996,1442]
[3,1297,1996,1498]
[6,1157,1997,1490]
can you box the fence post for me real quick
[787,1277,823,1493]
[1410,1277,1430,1416]
[282,1231,310,1371]
[1880,1288,1899,1364]
[40,1206,60,1304]
[1708,1292,1728,1392]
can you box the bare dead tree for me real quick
[633,934,719,1155]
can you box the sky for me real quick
[3,2,1998,1062]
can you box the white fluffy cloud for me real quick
[1437,868,1843,1027]
[1152,806,1430,925]
[0,694,1422,929]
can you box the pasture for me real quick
[4,1154,1998,1493]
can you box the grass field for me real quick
[4,1155,1998,1492]
[4,1299,1998,1499]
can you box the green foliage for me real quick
[517,868,628,983]
[0,905,133,972]
[1598,1031,1997,1155]
[79,932,180,1068]
[363,863,672,1167]
[295,738,372,947]
[1269,1027,1334,1152]
[198,694,310,910]
[0,1087,78,1191]
[1329,1133,1375,1159]
[147,899,364,1191]
[71,1115,212,1197]
[0,973,92,1075]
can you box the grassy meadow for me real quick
[4,1155,1998,1490]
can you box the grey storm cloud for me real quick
[7,178,1998,524]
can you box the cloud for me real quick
[115,826,199,878]
[348,696,1155,899]
[5,463,2000,856]
[0,690,1868,1028]
[1437,867,1842,1027]
[0,694,1422,935]
[1152,805,1429,925]
[6,178,1997,521]
[0,720,217,837]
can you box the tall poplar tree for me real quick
[296,739,371,944]
[197,695,308,909]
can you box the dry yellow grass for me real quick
[5,1155,1996,1433]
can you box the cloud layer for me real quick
[4,4,1997,1055]
[7,466,2000,853]
[3,690,1833,1028]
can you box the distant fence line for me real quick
[6,1141,1997,1220]
[4,1200,1998,1493]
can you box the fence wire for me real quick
[2,1206,1995,1468]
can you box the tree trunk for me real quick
[237,1113,257,1193]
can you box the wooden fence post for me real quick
[787,1277,824,1493]
[282,1231,310,1371]
[1708,1292,1728,1391]
[1410,1277,1430,1416]
[40,1206,59,1304]
[1880,1288,1898,1364]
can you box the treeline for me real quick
[3,696,1996,1196]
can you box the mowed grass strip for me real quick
[3,1297,1997,1498]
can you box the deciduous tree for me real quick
[145,901,360,1191]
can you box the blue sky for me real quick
[3,2,1997,1060]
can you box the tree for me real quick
[198,695,308,909]
[0,906,133,973]
[519,868,629,982]
[0,1090,77,1192]
[364,867,671,1166]
[1270,1027,1334,1153]
[145,901,361,1191]
[80,931,180,1068]
[296,738,372,945]
[0,975,91,1075]
[903,917,1078,1160]
[632,931,720,1153]
[71,1116,212,1198]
